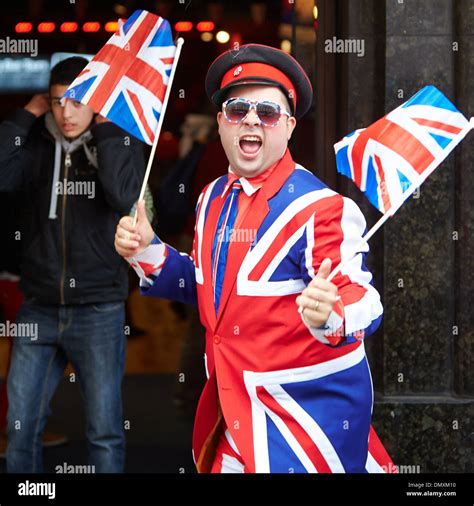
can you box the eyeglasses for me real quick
[222,97,292,127]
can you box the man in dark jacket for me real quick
[0,57,145,473]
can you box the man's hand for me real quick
[24,94,50,117]
[296,258,339,328]
[115,200,154,258]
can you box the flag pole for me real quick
[326,116,474,282]
[133,37,185,226]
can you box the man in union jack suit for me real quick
[115,44,396,473]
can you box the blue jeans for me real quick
[6,300,126,473]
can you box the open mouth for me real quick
[239,135,263,157]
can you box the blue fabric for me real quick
[401,84,459,112]
[279,356,373,473]
[141,245,197,305]
[211,181,242,315]
[6,300,126,473]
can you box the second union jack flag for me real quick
[334,85,472,213]
[64,10,176,145]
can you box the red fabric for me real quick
[210,423,246,473]
[256,385,332,473]
[231,157,279,231]
[368,425,398,473]
[0,279,23,322]
[221,62,297,109]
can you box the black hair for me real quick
[49,56,89,88]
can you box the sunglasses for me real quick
[222,97,292,127]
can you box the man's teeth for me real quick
[241,136,261,142]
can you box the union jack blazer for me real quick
[128,148,395,473]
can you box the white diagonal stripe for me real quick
[264,384,345,473]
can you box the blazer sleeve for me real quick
[125,184,211,306]
[298,194,383,347]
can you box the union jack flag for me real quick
[334,85,473,213]
[64,10,176,145]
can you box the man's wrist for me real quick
[144,232,155,249]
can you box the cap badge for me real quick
[233,65,243,76]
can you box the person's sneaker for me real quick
[0,430,68,458]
